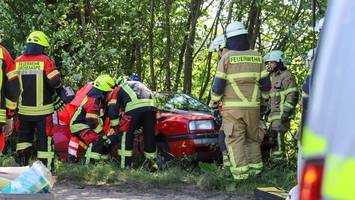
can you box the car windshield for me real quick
[155,93,211,113]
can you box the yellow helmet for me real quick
[26,31,49,47]
[93,74,116,92]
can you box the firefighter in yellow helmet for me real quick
[210,21,269,181]
[67,75,116,163]
[15,31,62,169]
[264,50,298,162]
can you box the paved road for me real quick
[53,183,254,200]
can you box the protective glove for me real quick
[6,109,15,119]
[209,101,219,109]
[281,112,291,123]
[57,85,75,104]
[102,135,111,147]
[53,95,65,111]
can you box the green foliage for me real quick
[0,0,326,94]
[0,0,326,171]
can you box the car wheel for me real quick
[156,139,174,170]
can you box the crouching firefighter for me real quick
[108,78,158,171]
[67,75,115,163]
[0,44,20,154]
[15,31,62,170]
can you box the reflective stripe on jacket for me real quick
[15,54,61,116]
[70,88,105,134]
[268,69,298,122]
[211,50,264,109]
[0,46,20,123]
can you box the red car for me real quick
[52,93,222,162]
[154,93,221,162]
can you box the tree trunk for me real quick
[275,0,304,51]
[79,0,86,40]
[226,0,234,24]
[247,0,262,49]
[128,43,135,76]
[134,40,142,80]
[236,0,247,21]
[183,0,202,94]
[199,0,224,100]
[174,13,191,91]
[148,0,157,90]
[174,33,188,91]
[163,0,172,91]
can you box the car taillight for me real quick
[300,158,324,200]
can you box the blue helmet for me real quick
[130,74,140,81]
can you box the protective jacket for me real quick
[70,87,105,135]
[268,69,298,122]
[210,49,269,108]
[15,54,61,117]
[108,81,156,126]
[0,45,20,153]
[0,45,20,122]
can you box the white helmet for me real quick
[315,17,324,32]
[208,35,226,52]
[306,48,316,67]
[225,21,248,38]
[307,49,315,62]
[264,50,285,63]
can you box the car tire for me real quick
[156,135,174,170]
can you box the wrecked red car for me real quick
[52,93,222,162]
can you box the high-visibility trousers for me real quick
[118,109,157,168]
[223,109,264,180]
[16,115,54,168]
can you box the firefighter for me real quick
[208,35,230,168]
[107,78,157,171]
[264,50,299,161]
[67,74,115,163]
[0,44,20,154]
[15,31,62,169]
[210,21,268,180]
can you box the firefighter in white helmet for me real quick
[208,35,230,168]
[208,35,226,54]
[264,50,298,162]
[210,21,269,181]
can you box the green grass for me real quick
[0,154,296,195]
[0,154,18,167]
[54,160,296,196]
[55,161,196,187]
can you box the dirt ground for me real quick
[53,182,254,200]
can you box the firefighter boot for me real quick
[68,155,79,163]
[144,152,158,172]
[143,159,158,172]
[18,149,31,166]
[222,151,231,168]
[269,131,285,163]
